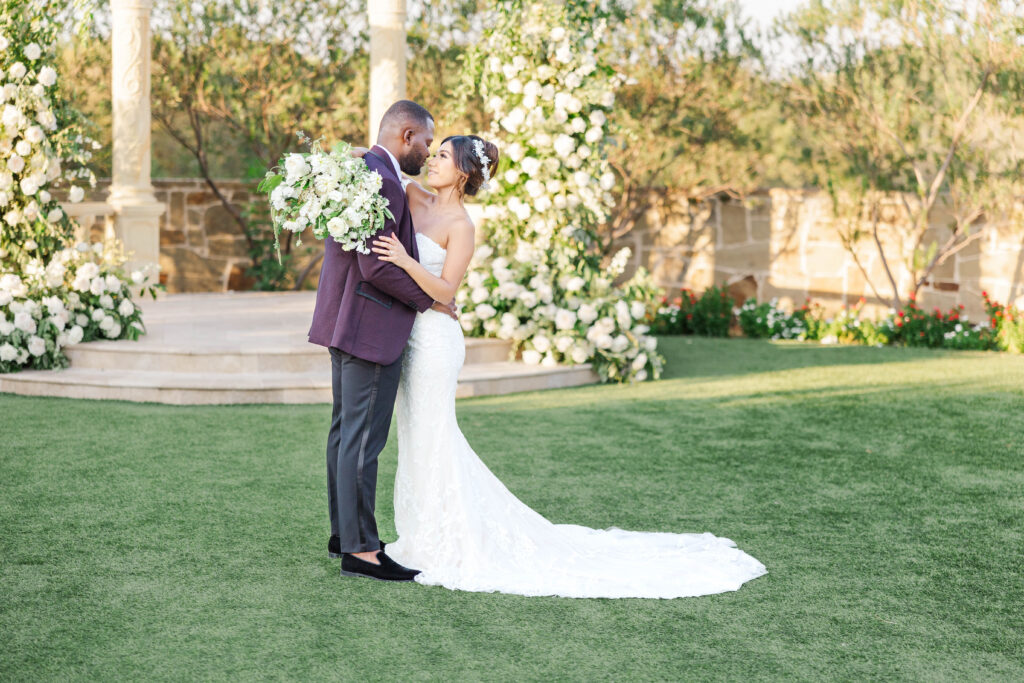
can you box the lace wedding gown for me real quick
[386,233,767,598]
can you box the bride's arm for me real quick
[370,220,475,304]
[402,177,436,204]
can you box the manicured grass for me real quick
[2,337,1023,681]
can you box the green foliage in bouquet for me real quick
[452,0,664,383]
[258,135,393,263]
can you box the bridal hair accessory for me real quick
[472,138,492,191]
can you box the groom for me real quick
[308,100,452,582]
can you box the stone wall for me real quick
[70,181,1024,319]
[619,188,1024,321]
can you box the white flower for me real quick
[75,314,89,326]
[14,311,36,334]
[643,336,658,352]
[19,176,39,195]
[68,186,85,203]
[475,303,496,320]
[0,317,12,333]
[555,335,574,353]
[0,343,16,362]
[24,239,37,251]
[90,308,105,322]
[118,300,135,317]
[564,276,585,292]
[522,349,542,365]
[7,154,24,174]
[585,127,603,144]
[46,207,63,223]
[24,126,44,144]
[611,335,630,353]
[633,369,648,382]
[24,43,41,60]
[471,287,489,304]
[578,303,598,324]
[9,62,26,80]
[554,134,576,157]
[104,321,122,339]
[632,353,648,371]
[630,301,647,320]
[520,157,541,177]
[89,278,106,296]
[554,308,577,330]
[550,27,566,42]
[532,335,551,353]
[284,153,309,181]
[595,333,614,350]
[570,345,589,364]
[99,315,115,331]
[519,291,538,308]
[99,294,114,310]
[27,335,46,357]
[105,274,122,293]
[38,66,57,87]
[131,270,145,285]
[15,140,32,156]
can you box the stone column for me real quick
[108,0,164,270]
[368,0,407,145]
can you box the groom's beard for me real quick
[398,150,428,176]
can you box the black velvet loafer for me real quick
[328,535,385,559]
[340,551,420,582]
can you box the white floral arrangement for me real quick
[0,240,160,373]
[0,11,98,268]
[454,1,664,383]
[258,135,392,260]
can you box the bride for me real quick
[367,135,767,599]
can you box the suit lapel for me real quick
[367,146,418,260]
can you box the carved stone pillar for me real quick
[368,0,407,144]
[108,0,164,269]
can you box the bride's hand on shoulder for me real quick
[371,232,413,269]
[350,146,370,158]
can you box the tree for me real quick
[782,0,1024,308]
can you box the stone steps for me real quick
[0,292,599,405]
[0,360,597,405]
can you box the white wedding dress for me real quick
[386,233,767,598]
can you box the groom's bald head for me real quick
[377,100,435,175]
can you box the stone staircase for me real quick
[0,292,598,405]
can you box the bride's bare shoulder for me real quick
[405,178,437,207]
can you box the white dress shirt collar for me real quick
[376,145,403,180]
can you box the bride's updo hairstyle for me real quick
[442,135,500,197]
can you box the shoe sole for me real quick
[339,569,417,582]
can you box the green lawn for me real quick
[2,337,1023,681]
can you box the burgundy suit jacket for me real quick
[308,146,435,364]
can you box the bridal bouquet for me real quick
[257,135,393,260]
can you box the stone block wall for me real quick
[620,188,1024,321]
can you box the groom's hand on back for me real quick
[431,298,458,320]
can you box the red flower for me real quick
[982,290,988,298]
[686,313,693,320]
[897,310,905,318]
[896,319,903,328]
[919,331,925,337]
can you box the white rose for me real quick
[24,126,44,144]
[522,349,542,365]
[105,274,122,293]
[7,154,24,174]
[570,346,589,364]
[0,292,10,307]
[595,333,614,350]
[503,169,520,184]
[24,239,37,251]
[519,291,538,309]
[555,336,574,353]
[284,154,309,180]
[38,66,57,87]
[67,325,84,344]
[615,300,632,326]
[611,335,630,353]
[104,322,122,339]
[27,335,45,357]
[475,303,496,320]
[564,276,585,292]
[600,172,616,191]
[24,43,41,60]
[19,176,39,195]
[578,304,598,324]
[76,314,89,326]
[0,343,16,362]
[68,186,85,203]
[46,208,63,223]
[15,139,31,156]
[99,315,115,331]
[471,287,489,304]
[14,311,36,334]
[553,134,576,157]
[131,270,145,285]
[520,157,541,177]
[99,294,114,310]
[632,353,648,371]
[90,307,105,322]
[532,335,551,353]
[631,301,647,320]
[0,317,12,333]
[550,27,566,42]
[90,278,106,296]
[9,62,26,80]
[554,308,577,330]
